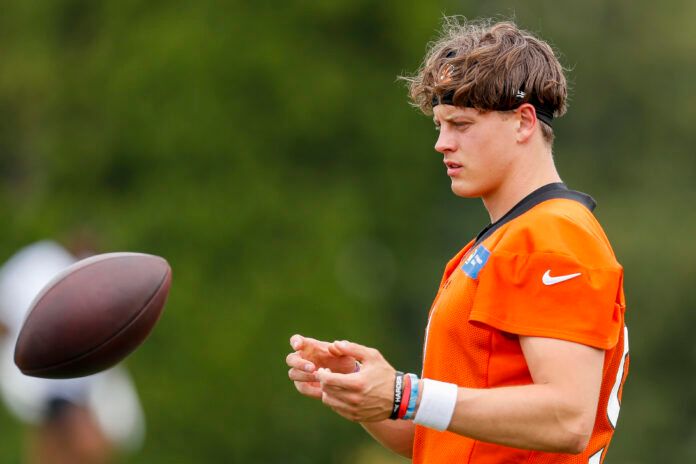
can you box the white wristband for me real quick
[413,378,458,431]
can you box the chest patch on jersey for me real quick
[461,245,491,279]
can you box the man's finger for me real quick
[330,340,379,363]
[294,381,322,399]
[285,352,316,372]
[320,382,365,408]
[315,367,362,390]
[288,368,317,382]
[291,335,332,357]
[290,334,325,350]
[321,390,348,409]
[290,334,304,350]
[327,343,342,357]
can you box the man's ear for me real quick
[516,103,538,143]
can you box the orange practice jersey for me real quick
[412,184,629,464]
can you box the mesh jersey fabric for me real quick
[412,197,629,464]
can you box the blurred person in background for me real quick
[287,18,629,463]
[0,239,146,464]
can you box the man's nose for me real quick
[434,128,456,154]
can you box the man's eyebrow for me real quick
[433,114,469,124]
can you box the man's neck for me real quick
[482,151,561,223]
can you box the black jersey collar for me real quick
[473,183,596,247]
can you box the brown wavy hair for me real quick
[401,17,568,143]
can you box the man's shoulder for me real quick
[488,198,618,267]
[517,197,604,236]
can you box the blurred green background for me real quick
[0,0,694,462]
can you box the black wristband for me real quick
[389,371,404,420]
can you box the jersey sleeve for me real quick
[469,214,623,350]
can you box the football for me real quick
[14,252,171,379]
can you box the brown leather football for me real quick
[14,252,171,379]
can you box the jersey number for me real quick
[589,325,629,464]
[607,325,629,428]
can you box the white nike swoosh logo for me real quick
[542,270,582,286]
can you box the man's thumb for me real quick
[332,340,374,362]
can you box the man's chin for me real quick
[450,182,481,198]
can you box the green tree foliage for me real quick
[0,1,693,462]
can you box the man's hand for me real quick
[315,340,396,422]
[287,336,417,458]
[286,335,358,399]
